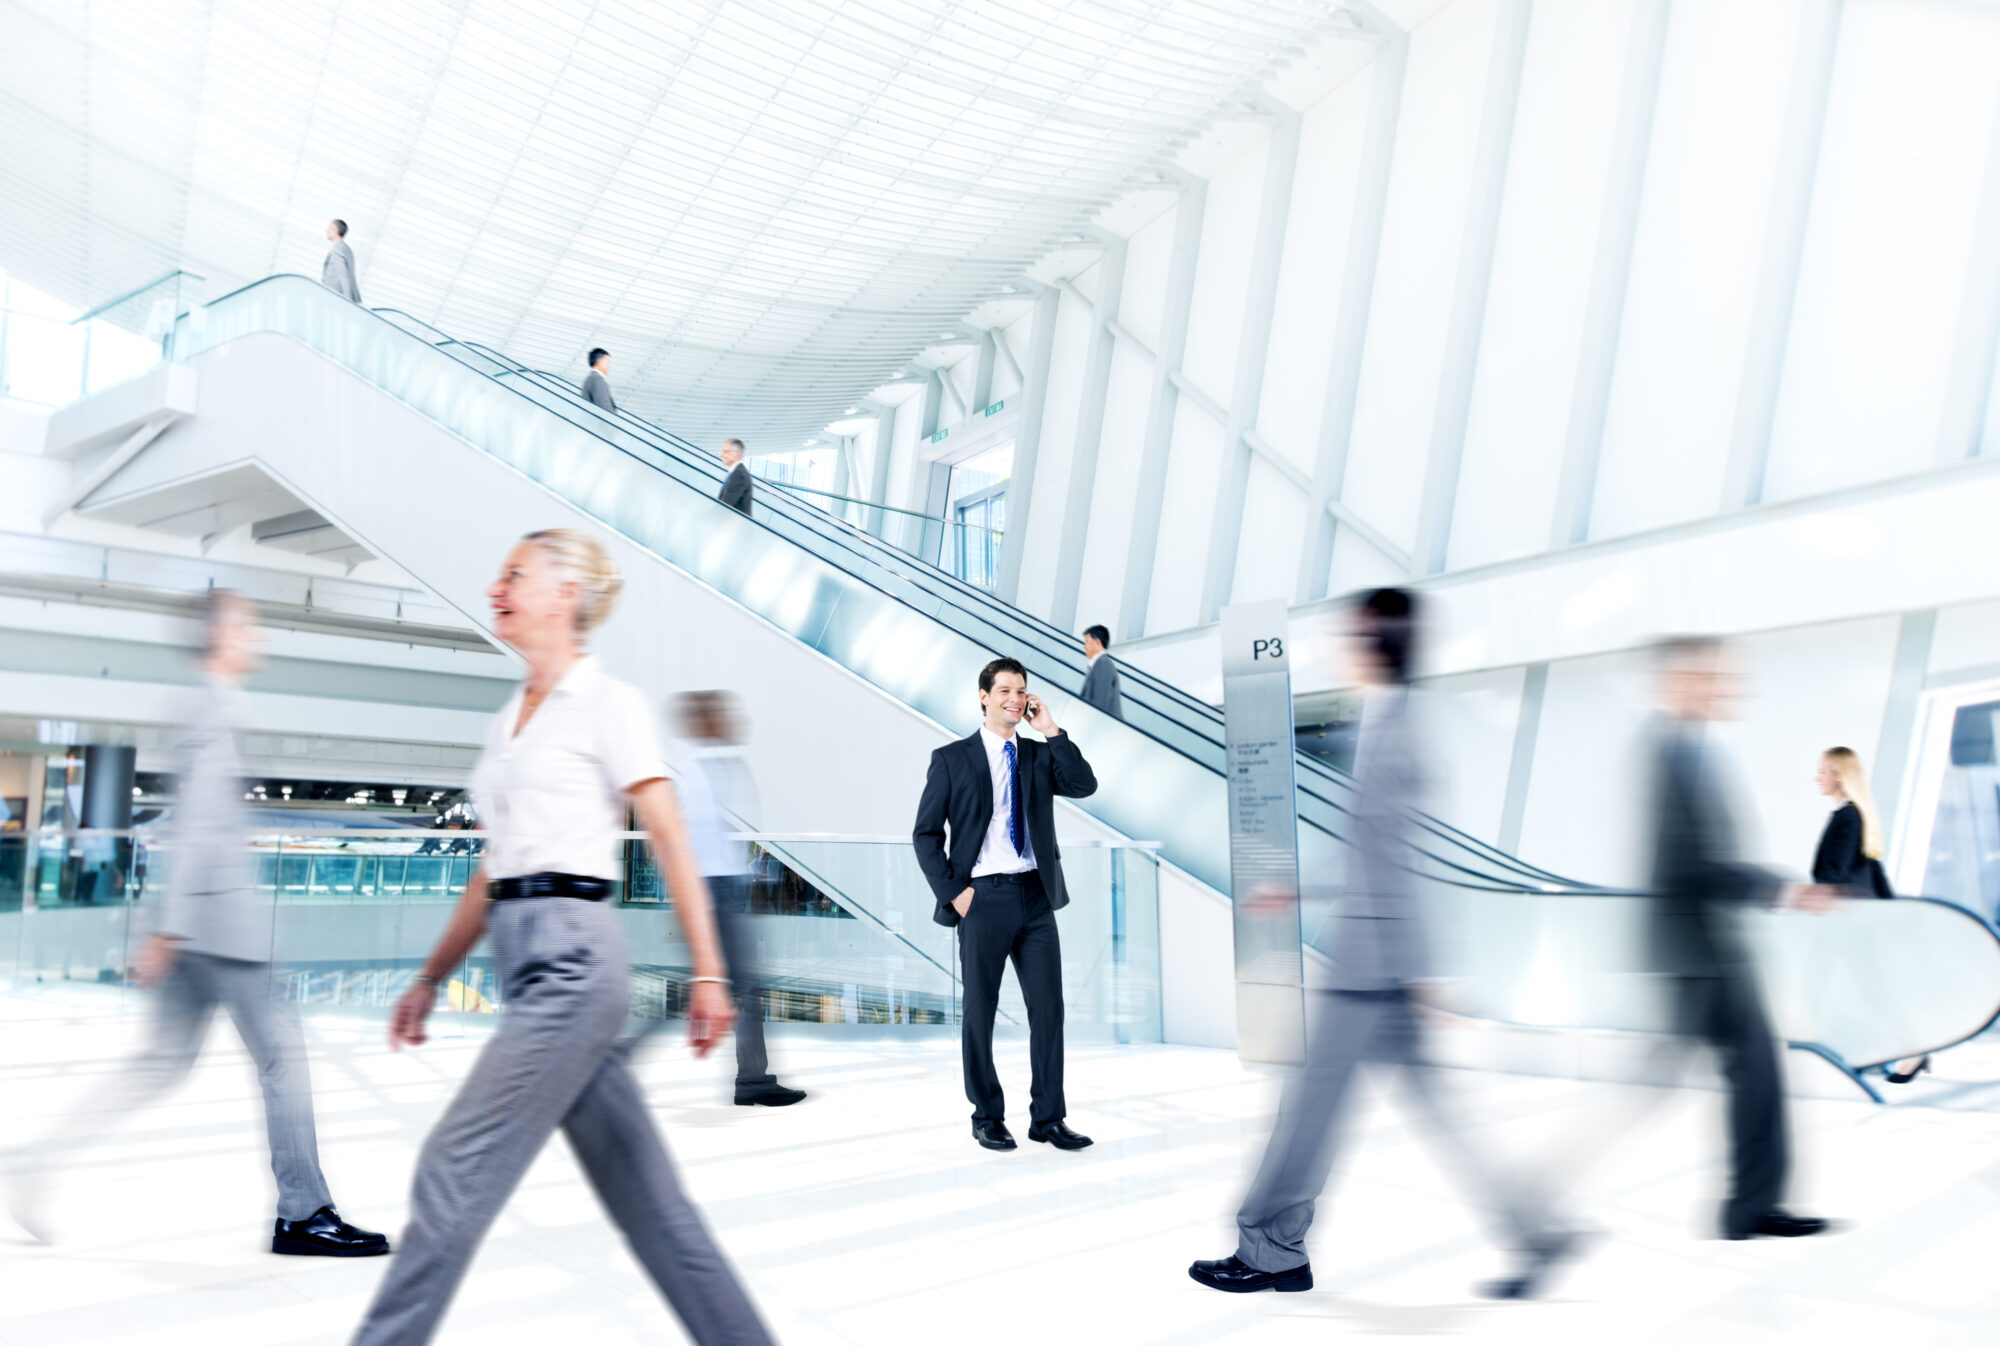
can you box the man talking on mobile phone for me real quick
[913,657,1098,1152]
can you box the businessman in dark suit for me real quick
[1648,636,1834,1241]
[913,656,1098,1152]
[581,348,617,412]
[1079,624,1124,721]
[718,439,753,516]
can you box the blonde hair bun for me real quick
[524,528,624,634]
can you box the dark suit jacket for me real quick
[581,370,616,412]
[1648,723,1781,975]
[913,729,1097,927]
[719,462,753,516]
[1080,654,1124,720]
[1811,801,1891,896]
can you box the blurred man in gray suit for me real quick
[718,439,753,516]
[321,219,362,303]
[3,592,386,1258]
[1190,589,1575,1302]
[581,347,617,412]
[1079,625,1123,721]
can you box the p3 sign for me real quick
[1220,599,1293,678]
[1251,637,1284,662]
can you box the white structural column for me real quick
[994,285,1061,604]
[1716,0,1844,510]
[1049,236,1129,633]
[971,329,998,412]
[1119,177,1209,641]
[1411,0,1534,577]
[1934,87,2000,464]
[1874,610,1937,842]
[1545,0,1674,547]
[1295,23,1407,602]
[865,400,895,526]
[1496,661,1548,855]
[1198,105,1304,623]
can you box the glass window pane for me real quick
[83,320,162,392]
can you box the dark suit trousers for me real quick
[1675,967,1789,1233]
[957,870,1065,1125]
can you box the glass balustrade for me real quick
[0,830,1163,1046]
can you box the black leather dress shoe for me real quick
[973,1120,1017,1151]
[1188,1254,1312,1294]
[1725,1209,1830,1241]
[735,1082,807,1107]
[272,1206,390,1257]
[1027,1120,1093,1150]
[1479,1229,1588,1300]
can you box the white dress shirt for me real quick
[970,725,1037,877]
[673,743,762,878]
[472,656,666,881]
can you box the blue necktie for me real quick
[1004,739,1025,857]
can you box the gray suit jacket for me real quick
[154,678,270,963]
[719,462,753,516]
[581,370,616,412]
[1080,654,1124,720]
[1321,690,1428,992]
[320,239,362,303]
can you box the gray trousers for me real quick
[48,951,333,1220]
[1236,989,1548,1272]
[351,897,771,1346]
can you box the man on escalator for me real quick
[581,348,617,413]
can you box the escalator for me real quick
[50,274,2000,1082]
[184,275,1584,915]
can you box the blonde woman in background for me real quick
[350,528,772,1345]
[1811,746,1924,1083]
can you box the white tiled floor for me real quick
[4,985,2000,1345]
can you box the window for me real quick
[947,442,1011,589]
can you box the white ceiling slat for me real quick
[0,0,1356,446]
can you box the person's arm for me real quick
[387,867,492,1048]
[1026,698,1096,799]
[913,750,971,918]
[630,776,736,1057]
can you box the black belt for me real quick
[490,872,611,901]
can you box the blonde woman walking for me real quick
[350,528,773,1345]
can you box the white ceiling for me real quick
[0,0,1365,448]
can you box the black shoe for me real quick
[1725,1209,1831,1241]
[272,1206,390,1257]
[1479,1229,1587,1301]
[1885,1056,1931,1085]
[1188,1254,1312,1294]
[734,1082,807,1107]
[1027,1120,1093,1151]
[973,1120,1017,1151]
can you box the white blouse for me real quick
[471,656,667,881]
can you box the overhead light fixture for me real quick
[939,332,955,340]
[845,406,859,414]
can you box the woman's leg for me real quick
[563,1053,774,1346]
[350,915,628,1346]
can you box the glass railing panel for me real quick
[0,831,1162,1044]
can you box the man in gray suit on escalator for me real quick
[581,348,617,412]
[718,439,753,517]
[1079,625,1123,721]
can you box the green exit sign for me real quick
[983,400,1005,417]
[928,428,949,444]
